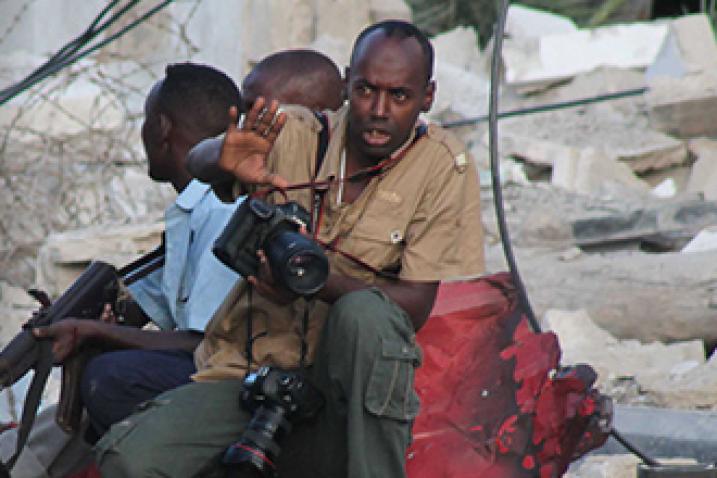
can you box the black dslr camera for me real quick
[213,197,330,296]
[223,367,325,478]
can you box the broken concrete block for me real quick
[647,73,717,138]
[651,178,676,198]
[572,197,717,250]
[495,109,687,174]
[686,138,717,200]
[517,248,717,344]
[431,27,483,73]
[647,14,717,80]
[505,4,577,40]
[36,223,163,297]
[543,309,704,390]
[504,22,668,88]
[314,0,371,49]
[566,454,641,478]
[682,226,717,254]
[432,62,489,119]
[599,405,717,464]
[551,148,650,197]
[646,352,717,410]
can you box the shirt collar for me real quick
[321,105,421,180]
[175,179,210,212]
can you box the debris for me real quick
[647,73,717,139]
[650,178,676,199]
[598,405,717,464]
[36,223,163,296]
[686,138,717,200]
[503,22,668,89]
[551,148,650,197]
[542,309,705,392]
[647,14,717,80]
[494,107,688,174]
[682,226,717,254]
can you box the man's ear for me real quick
[158,112,172,143]
[421,80,436,113]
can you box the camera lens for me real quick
[266,232,329,296]
[223,405,291,478]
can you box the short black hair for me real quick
[350,20,434,84]
[158,62,241,138]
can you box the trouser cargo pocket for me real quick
[365,338,421,421]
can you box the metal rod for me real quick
[610,428,661,467]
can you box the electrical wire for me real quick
[0,0,173,106]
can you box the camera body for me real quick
[213,197,329,296]
[223,367,325,477]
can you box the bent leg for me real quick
[287,288,420,478]
[81,349,195,437]
[96,379,248,478]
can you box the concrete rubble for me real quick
[36,222,164,296]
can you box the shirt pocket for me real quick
[347,212,406,273]
[365,338,421,422]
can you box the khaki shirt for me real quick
[193,105,485,381]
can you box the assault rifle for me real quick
[0,244,164,471]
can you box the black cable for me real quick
[443,87,648,129]
[488,0,540,333]
[0,0,130,104]
[0,0,173,106]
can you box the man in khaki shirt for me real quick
[97,20,484,478]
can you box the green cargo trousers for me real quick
[95,288,422,478]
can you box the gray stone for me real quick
[503,22,668,89]
[647,74,717,139]
[36,222,163,297]
[543,309,705,392]
[647,14,717,81]
[494,106,687,174]
[686,138,717,201]
[597,405,717,464]
[551,148,650,197]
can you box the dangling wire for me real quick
[488,0,540,333]
[0,0,174,106]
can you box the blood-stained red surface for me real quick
[407,273,611,478]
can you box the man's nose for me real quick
[372,91,389,118]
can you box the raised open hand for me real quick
[218,97,289,189]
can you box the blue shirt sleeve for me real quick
[127,266,175,331]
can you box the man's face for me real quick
[346,31,434,162]
[141,81,170,181]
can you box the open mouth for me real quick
[363,128,391,147]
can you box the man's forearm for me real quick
[84,321,203,353]
[186,137,231,185]
[318,274,438,331]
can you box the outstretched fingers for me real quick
[243,97,286,140]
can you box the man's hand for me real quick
[32,319,96,363]
[247,250,298,305]
[219,97,289,189]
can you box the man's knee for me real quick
[329,288,414,344]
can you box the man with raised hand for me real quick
[98,21,485,478]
